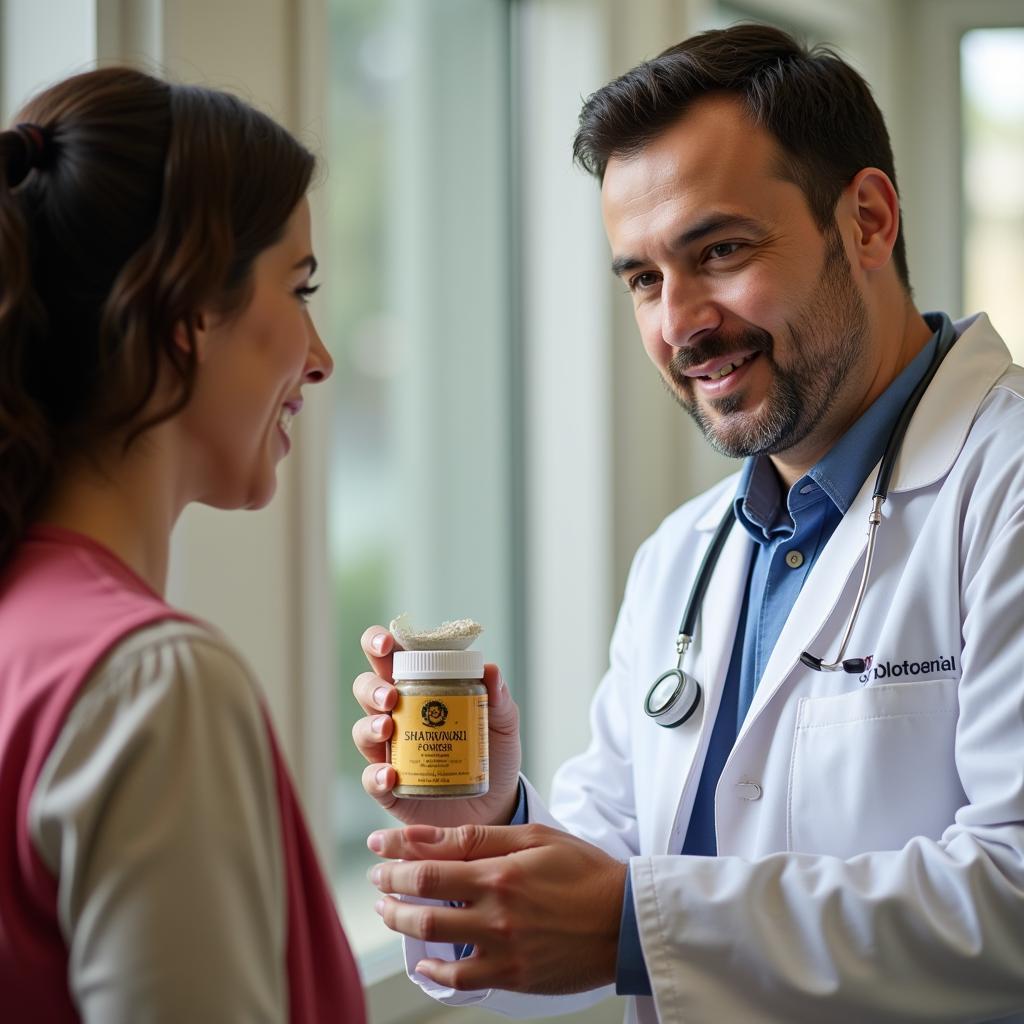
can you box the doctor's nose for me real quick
[660,275,722,350]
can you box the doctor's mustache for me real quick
[666,326,774,390]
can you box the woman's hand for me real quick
[351,626,522,828]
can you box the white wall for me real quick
[1,0,97,121]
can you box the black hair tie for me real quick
[7,122,49,186]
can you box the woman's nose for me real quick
[304,321,334,384]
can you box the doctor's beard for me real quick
[664,226,870,459]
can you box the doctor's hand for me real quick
[368,823,627,995]
[352,626,522,828]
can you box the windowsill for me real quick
[359,939,406,987]
[363,941,454,1024]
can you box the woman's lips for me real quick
[277,401,299,454]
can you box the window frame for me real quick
[895,0,1024,319]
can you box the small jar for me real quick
[390,649,488,799]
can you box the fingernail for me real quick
[368,831,384,852]
[369,865,382,885]
[375,766,389,788]
[373,685,390,708]
[374,899,385,916]
[372,633,387,655]
[372,715,387,736]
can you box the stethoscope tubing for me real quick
[801,338,947,672]
[646,337,949,725]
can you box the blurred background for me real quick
[3,1,1022,1020]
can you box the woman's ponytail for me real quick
[0,127,54,569]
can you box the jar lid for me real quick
[393,649,485,680]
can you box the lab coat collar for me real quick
[695,483,737,531]
[888,313,1009,493]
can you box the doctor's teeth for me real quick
[279,408,293,435]
[704,354,753,380]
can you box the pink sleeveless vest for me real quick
[0,527,365,1022]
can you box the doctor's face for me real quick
[602,95,869,463]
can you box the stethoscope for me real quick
[644,338,949,728]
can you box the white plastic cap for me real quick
[392,649,485,680]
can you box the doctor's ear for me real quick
[841,167,901,277]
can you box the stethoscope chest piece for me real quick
[644,668,701,728]
[644,502,735,729]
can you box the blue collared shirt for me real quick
[616,312,958,995]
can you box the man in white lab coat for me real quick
[352,23,1024,1023]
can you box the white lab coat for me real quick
[405,314,1024,1023]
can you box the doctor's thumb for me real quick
[483,664,520,731]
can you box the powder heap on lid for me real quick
[389,613,484,651]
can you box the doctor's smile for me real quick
[682,349,759,385]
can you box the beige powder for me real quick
[389,613,483,651]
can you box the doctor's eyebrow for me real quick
[610,213,766,278]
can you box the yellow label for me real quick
[390,693,488,786]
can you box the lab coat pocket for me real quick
[788,679,961,858]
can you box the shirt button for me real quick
[736,782,762,801]
[785,549,804,569]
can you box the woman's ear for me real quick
[173,312,209,362]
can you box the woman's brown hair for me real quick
[0,67,315,567]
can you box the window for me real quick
[961,28,1024,362]
[326,0,519,971]
[711,1,820,43]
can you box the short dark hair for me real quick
[573,24,910,289]
[0,67,315,567]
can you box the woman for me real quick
[0,68,364,1022]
